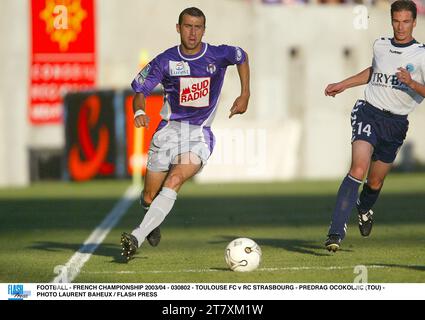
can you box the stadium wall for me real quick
[0,0,29,187]
[1,1,425,186]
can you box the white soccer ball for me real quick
[225,238,262,272]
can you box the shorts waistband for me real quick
[155,120,212,133]
[360,100,408,120]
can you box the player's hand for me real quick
[134,114,150,128]
[396,67,413,87]
[229,95,249,119]
[325,82,346,97]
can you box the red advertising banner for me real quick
[64,91,116,181]
[30,0,96,125]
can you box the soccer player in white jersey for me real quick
[324,0,425,252]
[120,7,250,261]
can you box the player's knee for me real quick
[349,166,367,181]
[142,190,156,205]
[366,178,384,190]
[165,173,184,190]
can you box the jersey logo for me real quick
[389,49,402,55]
[406,63,415,73]
[207,63,216,75]
[180,77,210,108]
[169,61,190,76]
[136,64,151,85]
[371,72,408,92]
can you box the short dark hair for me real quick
[391,0,417,20]
[178,7,206,26]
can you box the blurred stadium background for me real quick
[0,0,424,283]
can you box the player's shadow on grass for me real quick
[255,237,353,256]
[374,263,425,272]
[164,193,425,228]
[28,241,143,264]
[212,236,352,257]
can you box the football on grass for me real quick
[225,238,262,272]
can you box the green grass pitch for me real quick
[0,174,424,283]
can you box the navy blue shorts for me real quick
[350,100,409,164]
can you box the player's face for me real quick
[391,10,416,44]
[176,14,205,54]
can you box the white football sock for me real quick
[131,187,177,247]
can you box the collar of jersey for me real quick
[390,38,418,48]
[178,42,208,61]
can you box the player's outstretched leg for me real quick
[356,160,389,237]
[121,232,139,262]
[326,174,362,252]
[140,195,161,247]
[131,187,177,249]
[140,170,168,247]
[325,140,373,252]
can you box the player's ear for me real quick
[413,19,416,28]
[176,23,181,34]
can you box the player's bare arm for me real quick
[132,92,150,128]
[396,67,425,97]
[229,54,250,118]
[325,67,372,97]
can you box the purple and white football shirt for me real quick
[131,42,247,127]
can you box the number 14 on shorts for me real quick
[351,104,372,141]
[355,122,372,137]
[351,119,372,142]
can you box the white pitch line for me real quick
[81,265,391,275]
[52,185,139,283]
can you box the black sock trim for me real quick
[363,183,381,194]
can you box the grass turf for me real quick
[0,174,424,283]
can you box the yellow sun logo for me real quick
[39,0,87,52]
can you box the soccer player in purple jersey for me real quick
[121,7,250,261]
[324,0,425,252]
